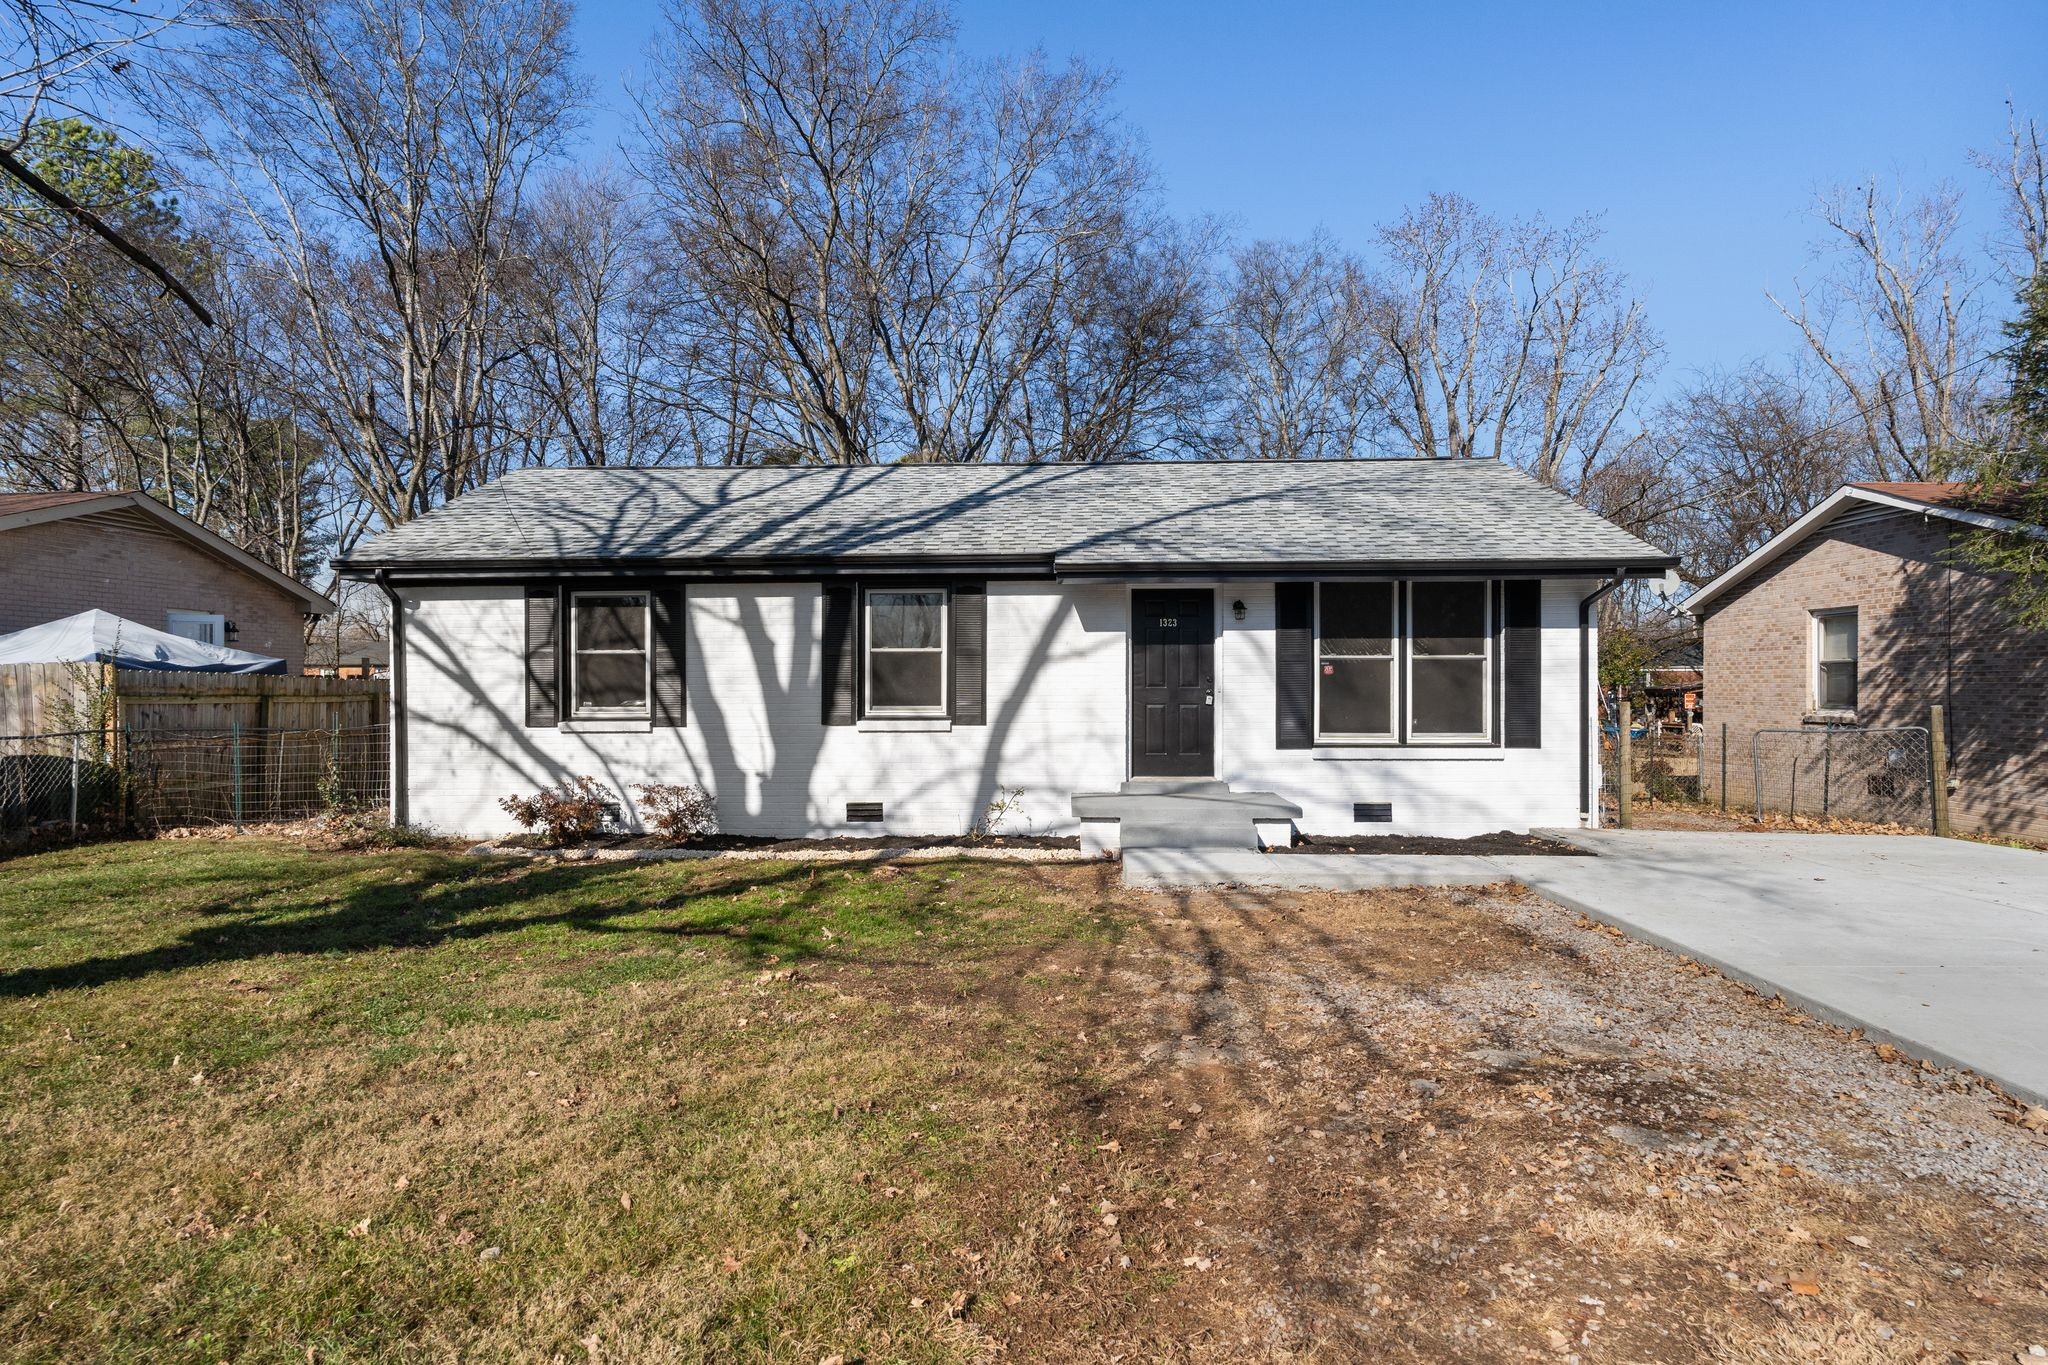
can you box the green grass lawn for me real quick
[0,840,1127,1363]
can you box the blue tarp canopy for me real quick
[0,609,286,675]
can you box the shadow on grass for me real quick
[0,851,999,1000]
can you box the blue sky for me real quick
[571,0,2048,402]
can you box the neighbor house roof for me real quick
[335,459,1675,580]
[0,490,336,613]
[1685,480,2047,618]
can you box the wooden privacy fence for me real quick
[0,662,386,737]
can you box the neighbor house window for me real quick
[1408,581,1491,739]
[165,610,225,646]
[1315,582,1397,740]
[1812,608,1857,713]
[570,591,650,718]
[865,587,947,716]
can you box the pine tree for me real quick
[1951,267,2048,629]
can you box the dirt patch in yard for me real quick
[851,871,2048,1360]
[1271,830,1585,856]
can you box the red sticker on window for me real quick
[1322,663,1335,674]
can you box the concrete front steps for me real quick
[1071,779,1301,853]
[1070,780,1513,891]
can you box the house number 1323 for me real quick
[1158,617,1177,626]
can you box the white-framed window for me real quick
[165,610,226,645]
[1407,580,1492,740]
[1811,607,1857,713]
[1314,582,1397,741]
[569,591,651,718]
[864,587,948,717]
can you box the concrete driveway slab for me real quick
[1500,831,2048,1106]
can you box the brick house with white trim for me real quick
[1686,482,2048,843]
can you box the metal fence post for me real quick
[231,719,244,834]
[1929,705,1952,838]
[1719,722,1728,812]
[1751,730,1763,817]
[1616,694,1634,828]
[1821,725,1833,819]
[69,733,79,833]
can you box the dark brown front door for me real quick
[1130,589,1214,777]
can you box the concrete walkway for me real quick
[1502,830,2048,1106]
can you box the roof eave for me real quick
[338,551,1678,583]
[1684,485,2041,618]
[4,492,336,614]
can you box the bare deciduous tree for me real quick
[170,0,580,534]
[502,167,689,468]
[1771,180,1994,481]
[1974,102,2047,285]
[1205,233,1381,461]
[1654,364,1859,580]
[1364,194,1658,487]
[641,0,1179,464]
[1003,213,1216,462]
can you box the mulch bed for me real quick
[1270,830,1585,856]
[504,831,1082,853]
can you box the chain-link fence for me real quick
[0,731,124,833]
[1,723,388,836]
[1746,726,1932,829]
[1607,719,1935,831]
[1598,718,1705,823]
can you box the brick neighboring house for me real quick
[0,491,334,672]
[1686,481,2048,843]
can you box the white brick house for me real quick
[337,460,1673,842]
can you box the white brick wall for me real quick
[400,578,1599,839]
[1215,580,1594,835]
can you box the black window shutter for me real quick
[1274,582,1314,750]
[821,582,858,725]
[651,587,687,727]
[524,586,561,728]
[950,582,987,725]
[1504,579,1542,749]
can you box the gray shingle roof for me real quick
[338,459,1673,574]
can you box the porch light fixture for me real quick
[1231,599,1246,621]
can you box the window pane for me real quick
[1819,612,1856,663]
[870,650,942,710]
[576,651,646,710]
[1320,656,1393,735]
[576,596,647,651]
[1320,584,1394,656]
[1819,660,1857,710]
[870,591,945,648]
[1412,657,1485,735]
[1411,581,1487,655]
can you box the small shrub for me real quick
[635,782,717,843]
[499,776,618,845]
[971,786,1026,840]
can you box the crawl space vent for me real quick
[845,801,885,823]
[1352,802,1394,823]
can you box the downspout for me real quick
[1578,571,1627,825]
[375,568,409,828]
